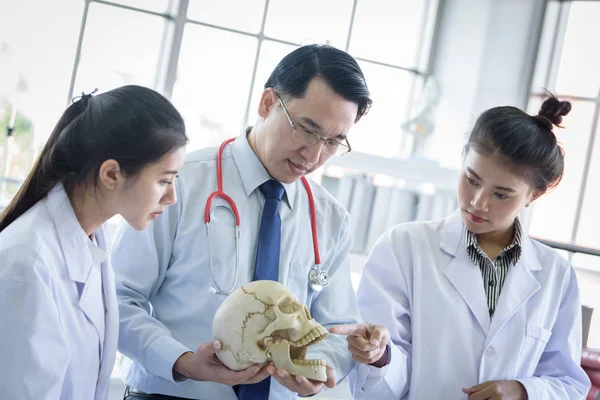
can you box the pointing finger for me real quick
[328,324,364,336]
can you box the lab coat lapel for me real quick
[94,226,118,400]
[46,184,93,283]
[441,210,491,335]
[77,264,105,353]
[46,184,104,345]
[486,235,541,346]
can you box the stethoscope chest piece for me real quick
[308,265,329,292]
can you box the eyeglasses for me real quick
[276,93,352,156]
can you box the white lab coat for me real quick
[350,210,590,400]
[0,184,118,400]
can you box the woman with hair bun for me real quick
[331,95,591,399]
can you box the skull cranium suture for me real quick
[212,280,328,382]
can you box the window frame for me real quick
[526,0,600,257]
[66,0,441,155]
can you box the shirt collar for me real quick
[88,233,107,265]
[46,183,99,283]
[466,217,523,265]
[231,128,296,210]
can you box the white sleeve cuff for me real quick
[145,335,193,384]
[516,378,538,399]
[351,344,408,399]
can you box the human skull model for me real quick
[212,280,328,381]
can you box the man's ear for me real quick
[97,159,122,191]
[258,88,279,119]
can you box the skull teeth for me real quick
[295,326,328,347]
[292,358,326,366]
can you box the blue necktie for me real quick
[253,179,285,281]
[235,179,284,400]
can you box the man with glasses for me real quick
[113,44,372,400]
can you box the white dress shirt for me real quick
[112,132,360,400]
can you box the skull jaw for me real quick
[267,338,327,382]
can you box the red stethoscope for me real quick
[204,138,329,295]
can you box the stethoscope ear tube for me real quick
[205,138,329,296]
[205,220,241,296]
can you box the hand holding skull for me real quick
[172,340,271,384]
[268,362,336,396]
[212,281,330,386]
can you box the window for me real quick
[174,0,440,155]
[527,1,600,250]
[527,0,600,348]
[1,0,440,178]
[187,0,266,33]
[72,3,168,93]
[0,0,83,204]
[172,25,258,151]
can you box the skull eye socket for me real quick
[303,305,311,320]
[277,296,300,314]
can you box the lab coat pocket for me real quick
[518,324,552,377]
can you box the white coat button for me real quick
[485,347,496,356]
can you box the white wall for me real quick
[471,0,546,114]
[426,0,546,170]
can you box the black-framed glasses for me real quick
[276,93,352,156]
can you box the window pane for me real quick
[172,25,258,152]
[349,0,426,68]
[527,99,595,243]
[264,0,353,48]
[187,0,266,34]
[73,3,166,93]
[575,108,600,248]
[573,253,600,273]
[246,40,297,127]
[574,265,600,349]
[108,0,173,14]
[0,0,83,200]
[531,1,561,91]
[415,0,439,72]
[349,61,412,157]
[554,2,600,97]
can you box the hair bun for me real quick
[538,95,571,127]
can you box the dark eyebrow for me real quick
[163,170,179,175]
[466,167,516,193]
[466,167,482,181]
[495,185,516,193]
[299,117,347,140]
